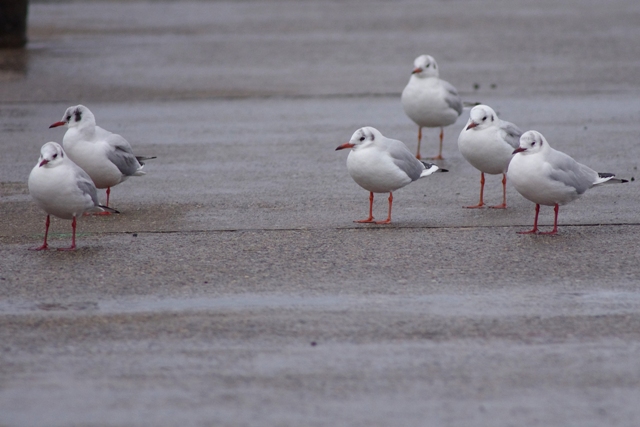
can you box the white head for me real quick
[514,130,548,155]
[336,127,383,151]
[465,105,498,131]
[50,105,96,129]
[37,142,66,168]
[410,55,439,78]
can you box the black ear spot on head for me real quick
[74,109,82,123]
[370,133,375,141]
[60,151,64,158]
[491,115,495,122]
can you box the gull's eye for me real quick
[359,136,365,141]
[531,141,536,146]
[52,154,57,159]
[66,116,71,121]
[482,116,487,121]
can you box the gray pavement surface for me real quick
[1,1,640,426]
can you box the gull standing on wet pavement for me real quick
[401,54,463,160]
[28,142,118,251]
[458,104,522,209]
[508,130,628,235]
[336,127,447,224]
[50,105,155,211]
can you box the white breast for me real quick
[508,154,580,206]
[346,147,412,193]
[458,127,514,175]
[402,78,459,128]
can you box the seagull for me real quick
[28,142,118,251]
[335,127,447,224]
[401,54,463,160]
[458,104,522,209]
[49,105,155,212]
[507,130,628,235]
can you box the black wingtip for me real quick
[598,172,615,179]
[99,205,120,214]
[419,161,448,173]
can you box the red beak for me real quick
[49,121,66,128]
[335,142,355,151]
[39,159,49,167]
[512,147,526,154]
[466,121,478,130]
[411,67,422,74]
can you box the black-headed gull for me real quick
[49,105,155,212]
[28,142,118,251]
[458,104,522,209]
[336,127,447,224]
[508,130,628,235]
[401,54,463,160]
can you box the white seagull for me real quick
[28,142,118,251]
[401,54,463,160]
[50,105,155,212]
[508,130,628,235]
[458,104,522,209]
[336,127,447,224]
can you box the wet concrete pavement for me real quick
[1,1,640,426]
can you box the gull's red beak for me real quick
[336,142,355,151]
[466,121,478,130]
[512,147,526,154]
[49,121,66,128]
[39,159,49,167]
[411,67,422,75]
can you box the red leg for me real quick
[518,204,540,234]
[30,215,50,251]
[429,127,444,160]
[539,204,559,235]
[490,173,508,209]
[92,187,113,215]
[57,216,77,251]
[355,192,376,223]
[416,127,422,160]
[466,172,485,208]
[376,192,393,224]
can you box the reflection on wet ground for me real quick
[2,291,640,317]
[0,48,28,78]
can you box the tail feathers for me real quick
[420,161,449,178]
[596,172,628,185]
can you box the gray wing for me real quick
[385,138,424,181]
[442,81,463,115]
[75,168,100,206]
[547,149,598,195]
[105,134,142,176]
[499,120,523,149]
